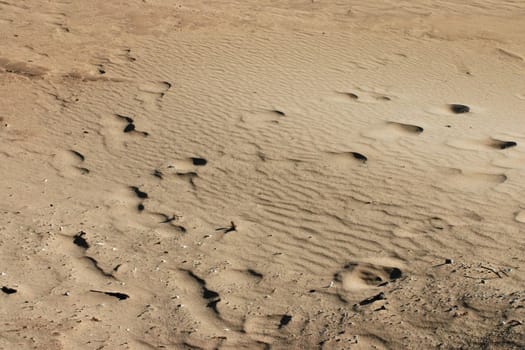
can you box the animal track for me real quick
[335,262,402,292]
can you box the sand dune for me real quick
[1,1,525,349]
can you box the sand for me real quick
[1,1,525,349]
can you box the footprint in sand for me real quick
[137,81,172,108]
[116,114,149,136]
[166,157,208,172]
[324,151,368,167]
[438,168,507,192]
[426,103,480,117]
[334,261,403,292]
[240,109,286,125]
[362,121,423,140]
[447,138,517,151]
[51,149,90,177]
[327,88,393,104]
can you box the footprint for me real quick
[447,138,517,151]
[489,139,517,150]
[449,104,470,114]
[0,57,48,78]
[137,81,172,108]
[51,149,90,177]
[439,168,507,191]
[362,121,423,140]
[116,114,149,136]
[130,186,148,199]
[167,157,208,172]
[241,109,286,125]
[325,151,368,166]
[334,262,403,292]
[328,88,393,104]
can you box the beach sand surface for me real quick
[1,1,525,349]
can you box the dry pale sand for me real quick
[1,1,525,349]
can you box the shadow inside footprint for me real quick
[1,286,17,294]
[350,152,368,163]
[335,262,402,291]
[191,157,207,166]
[90,290,129,300]
[490,139,517,150]
[130,186,148,199]
[73,231,89,249]
[278,315,292,329]
[450,104,470,114]
[387,122,423,134]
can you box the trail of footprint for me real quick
[362,121,423,140]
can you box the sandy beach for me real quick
[1,1,525,349]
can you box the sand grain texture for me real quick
[1,1,525,349]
